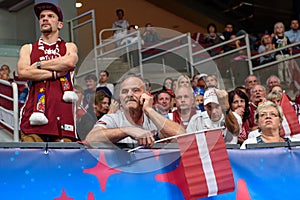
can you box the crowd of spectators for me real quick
[75,70,300,149]
[1,7,300,149]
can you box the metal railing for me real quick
[95,29,252,79]
[0,80,19,142]
[68,10,98,76]
[98,30,300,87]
[249,41,300,72]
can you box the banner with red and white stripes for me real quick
[177,129,235,199]
[280,93,300,136]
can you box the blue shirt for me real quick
[285,29,300,43]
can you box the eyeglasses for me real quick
[259,112,279,119]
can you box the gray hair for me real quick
[266,75,280,86]
[120,73,146,90]
[175,85,195,99]
[250,84,266,95]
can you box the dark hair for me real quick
[144,78,151,87]
[207,23,217,33]
[100,70,109,77]
[163,77,173,87]
[128,25,136,30]
[145,23,152,27]
[224,22,234,28]
[155,89,172,102]
[116,9,124,15]
[95,90,111,105]
[228,89,250,121]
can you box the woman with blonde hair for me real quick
[176,75,191,88]
[272,22,292,83]
[205,74,219,88]
[241,101,290,149]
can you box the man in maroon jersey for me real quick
[17,2,78,142]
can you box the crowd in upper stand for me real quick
[1,7,300,148]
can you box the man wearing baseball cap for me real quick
[186,88,239,144]
[17,2,78,142]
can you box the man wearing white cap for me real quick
[187,88,238,144]
[17,2,78,142]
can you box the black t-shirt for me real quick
[272,35,291,55]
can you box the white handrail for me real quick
[0,80,19,142]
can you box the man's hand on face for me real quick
[140,93,154,112]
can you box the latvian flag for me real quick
[280,93,300,136]
[177,129,235,199]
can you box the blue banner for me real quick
[0,147,299,199]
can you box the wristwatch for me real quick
[36,61,41,69]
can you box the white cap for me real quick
[198,73,208,80]
[204,89,219,106]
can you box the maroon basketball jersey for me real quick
[20,38,76,138]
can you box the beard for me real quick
[41,25,52,33]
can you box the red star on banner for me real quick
[54,189,74,200]
[83,151,121,192]
[155,160,190,200]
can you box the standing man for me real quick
[112,9,129,42]
[86,74,184,147]
[97,70,114,96]
[17,2,78,142]
[285,19,300,50]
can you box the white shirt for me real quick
[187,111,237,144]
[95,112,158,143]
[97,83,114,96]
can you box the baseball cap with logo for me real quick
[34,2,63,22]
[204,88,219,106]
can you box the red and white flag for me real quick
[280,93,300,136]
[177,129,235,199]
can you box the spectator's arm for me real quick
[86,126,155,147]
[141,93,185,138]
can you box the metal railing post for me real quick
[187,32,194,77]
[11,82,19,142]
[245,34,253,74]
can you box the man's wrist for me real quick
[51,71,57,80]
[144,107,154,117]
[36,61,41,69]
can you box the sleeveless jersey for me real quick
[20,38,76,138]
